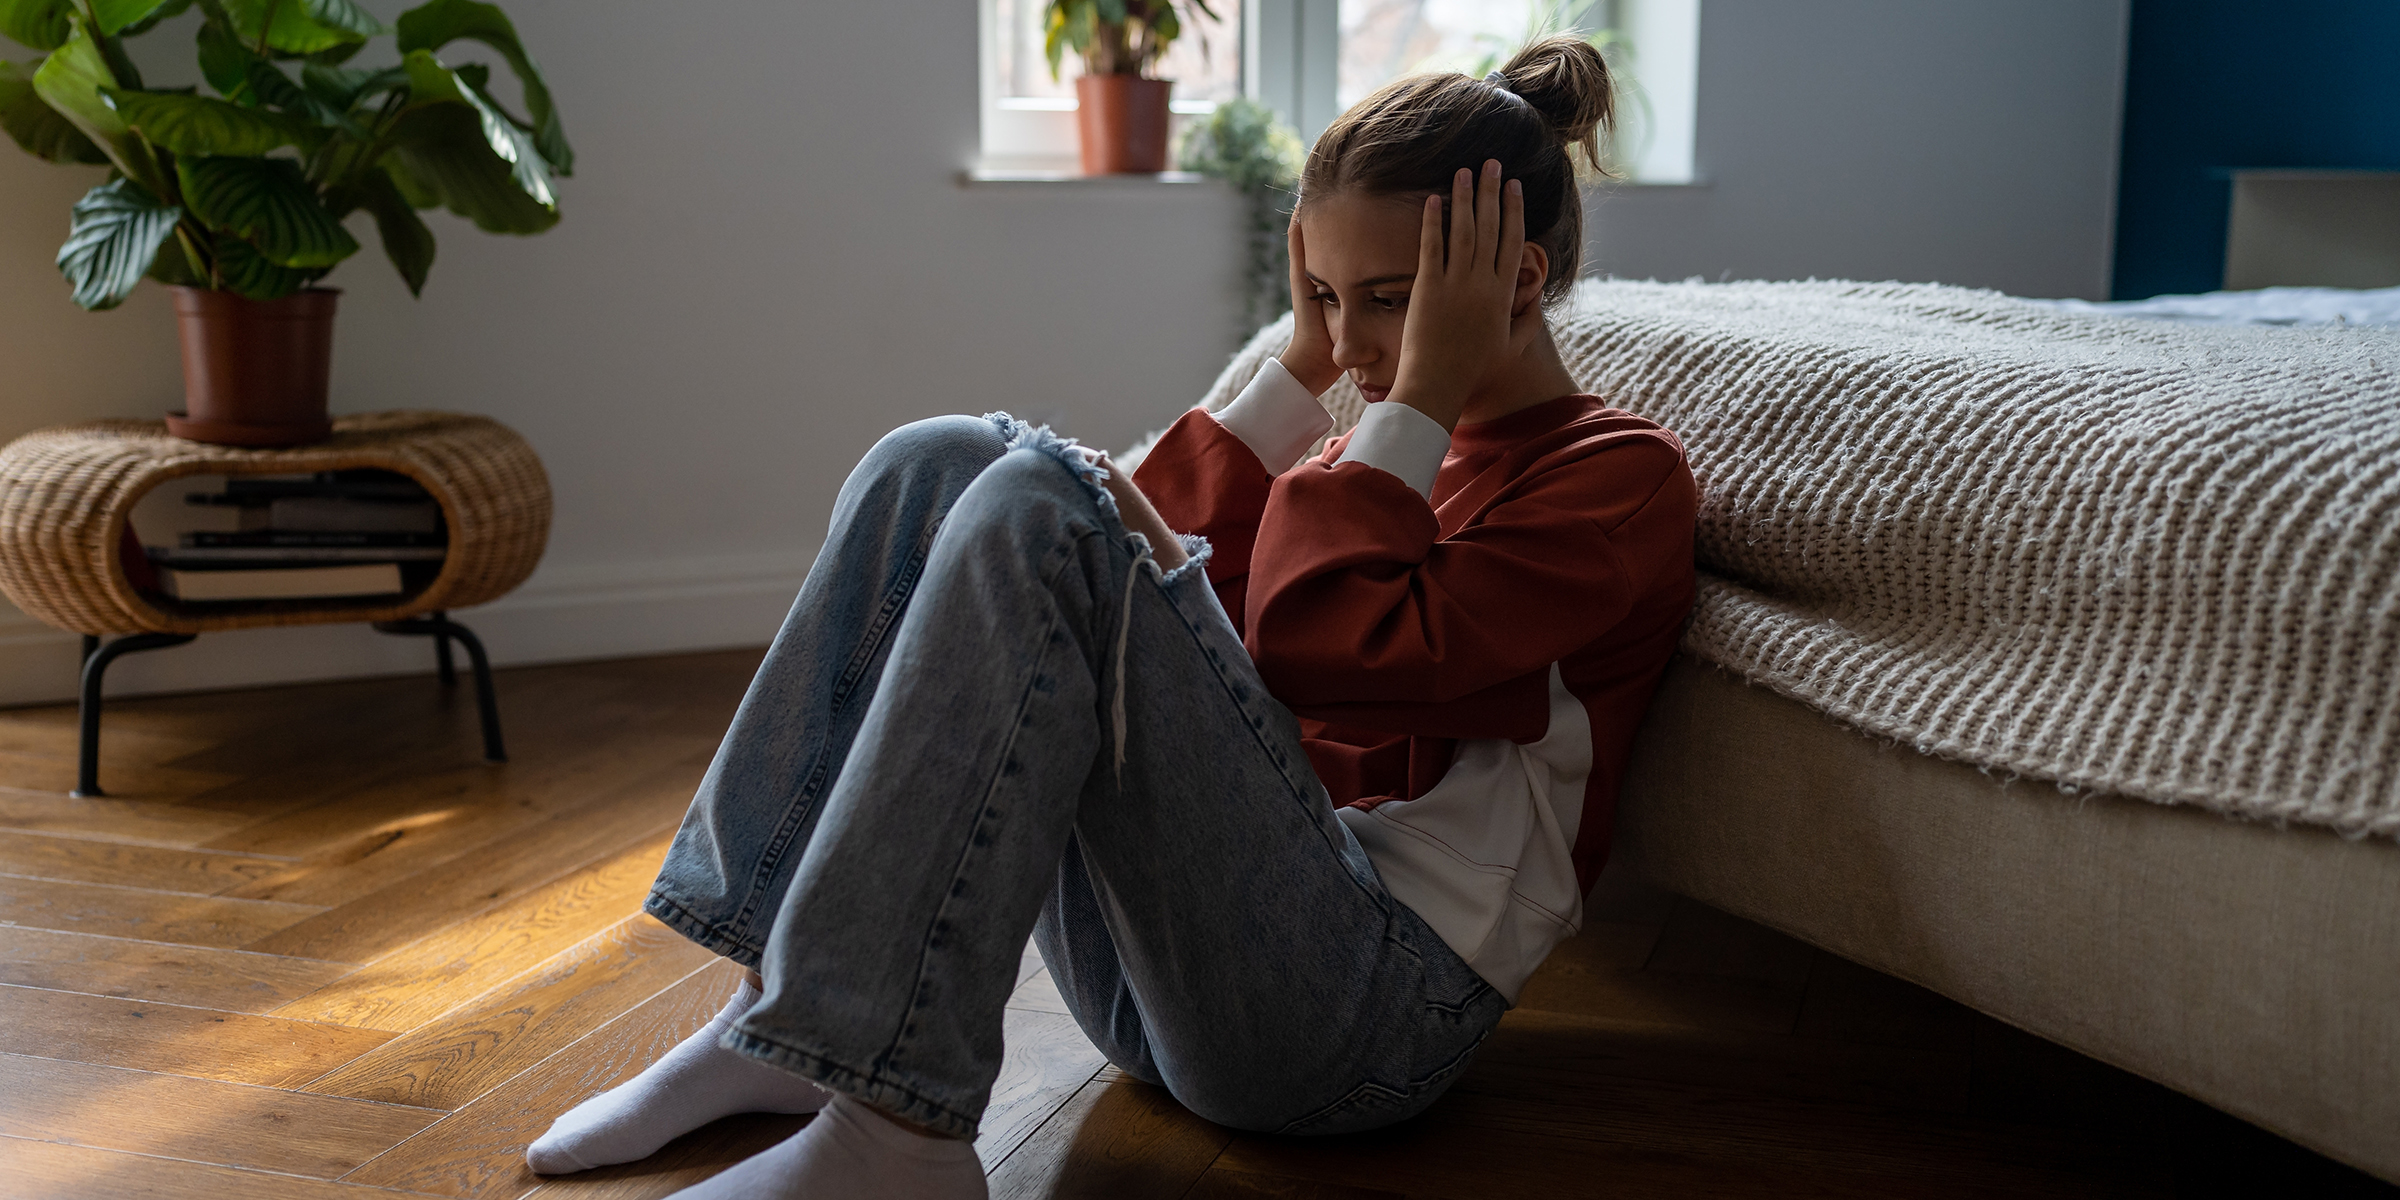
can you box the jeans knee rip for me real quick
[983,411,1216,586]
[983,412,1224,787]
[986,410,1119,517]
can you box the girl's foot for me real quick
[662,1095,986,1200]
[526,978,831,1174]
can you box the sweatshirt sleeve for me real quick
[1132,360,1333,633]
[1244,434,1692,739]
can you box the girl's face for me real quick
[1295,190,1428,405]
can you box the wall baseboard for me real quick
[0,548,814,709]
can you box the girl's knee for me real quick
[869,414,1011,469]
[849,415,1013,498]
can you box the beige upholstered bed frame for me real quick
[1617,656,2400,1183]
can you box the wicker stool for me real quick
[0,411,550,796]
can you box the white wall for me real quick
[1588,0,2130,299]
[0,0,1247,705]
[0,0,2129,706]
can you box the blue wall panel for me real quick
[2112,0,2400,299]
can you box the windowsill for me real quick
[961,167,1217,187]
[962,166,1710,189]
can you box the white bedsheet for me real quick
[2034,285,2400,326]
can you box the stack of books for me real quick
[132,471,448,602]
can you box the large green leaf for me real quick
[177,154,358,267]
[31,28,164,191]
[341,164,432,294]
[399,50,552,208]
[0,0,70,51]
[89,0,171,36]
[301,0,376,39]
[301,60,404,113]
[103,86,296,155]
[243,56,323,116]
[57,176,182,309]
[118,0,193,37]
[1,57,105,161]
[146,222,201,285]
[196,16,251,97]
[383,100,553,233]
[380,151,434,206]
[210,231,315,299]
[393,0,568,173]
[221,0,378,55]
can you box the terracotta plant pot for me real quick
[1074,74,1174,174]
[164,286,339,448]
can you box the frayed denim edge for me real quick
[1160,532,1215,586]
[985,409,1122,518]
[982,409,1217,584]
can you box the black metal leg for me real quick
[431,609,456,686]
[373,615,506,763]
[75,632,197,798]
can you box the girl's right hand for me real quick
[1277,220,1342,395]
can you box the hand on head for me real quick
[1388,160,1535,431]
[1280,161,1550,431]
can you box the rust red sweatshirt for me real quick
[1134,358,1697,999]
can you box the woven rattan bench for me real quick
[0,411,550,796]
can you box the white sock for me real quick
[662,1094,987,1200]
[526,978,832,1175]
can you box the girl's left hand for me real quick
[1387,160,1525,431]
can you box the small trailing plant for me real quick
[1177,96,1302,333]
[0,0,571,310]
[1043,0,1217,79]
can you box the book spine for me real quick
[182,532,446,548]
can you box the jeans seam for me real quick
[873,529,1096,1089]
[1157,577,1393,917]
[1271,1017,1497,1135]
[722,1027,981,1139]
[644,888,765,967]
[729,503,944,942]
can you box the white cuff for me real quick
[1335,401,1452,498]
[1210,358,1333,473]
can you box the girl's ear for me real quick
[1512,243,1550,318]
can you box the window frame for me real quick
[976,0,1266,171]
[975,0,1697,183]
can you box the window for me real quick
[981,0,1243,168]
[1340,0,1600,110]
[977,0,1696,182]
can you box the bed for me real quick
[1135,279,2400,1182]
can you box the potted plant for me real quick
[1043,0,1214,175]
[1177,96,1302,333]
[0,0,571,446]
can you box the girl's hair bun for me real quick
[1300,32,1618,305]
[1496,34,1615,174]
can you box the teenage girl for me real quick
[526,34,1696,1200]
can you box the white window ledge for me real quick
[961,167,1218,187]
[961,169,1708,190]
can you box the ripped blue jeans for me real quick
[643,414,1505,1140]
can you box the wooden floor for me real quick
[0,650,2390,1199]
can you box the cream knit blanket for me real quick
[1162,280,2400,839]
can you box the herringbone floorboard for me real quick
[0,650,2387,1198]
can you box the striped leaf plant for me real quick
[0,0,570,309]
